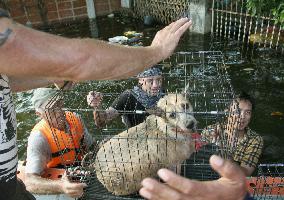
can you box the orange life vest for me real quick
[32,111,84,168]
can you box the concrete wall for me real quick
[189,0,212,34]
[3,0,121,26]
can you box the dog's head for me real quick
[148,94,197,132]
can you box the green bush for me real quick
[245,0,284,26]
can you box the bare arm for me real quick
[25,173,64,194]
[9,76,74,92]
[9,76,60,92]
[0,18,191,81]
[25,173,86,198]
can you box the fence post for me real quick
[121,0,131,8]
[89,19,99,38]
[190,0,211,34]
[86,0,96,19]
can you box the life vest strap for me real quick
[51,147,82,158]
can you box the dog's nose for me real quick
[187,121,195,130]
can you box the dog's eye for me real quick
[185,103,190,109]
[181,103,190,110]
[169,112,176,118]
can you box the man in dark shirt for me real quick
[87,67,164,128]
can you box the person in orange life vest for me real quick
[25,88,94,198]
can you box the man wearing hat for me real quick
[24,88,94,198]
[87,67,164,128]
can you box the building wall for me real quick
[2,0,121,26]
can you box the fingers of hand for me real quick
[212,131,218,143]
[163,20,175,31]
[88,91,102,98]
[209,155,246,181]
[65,182,87,191]
[157,169,202,195]
[87,91,102,107]
[94,111,102,119]
[155,18,190,41]
[63,182,87,198]
[61,171,69,180]
[140,178,184,200]
[66,187,85,198]
[68,191,83,199]
[139,187,153,199]
[174,20,192,38]
[169,18,191,33]
[94,111,105,127]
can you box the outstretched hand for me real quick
[87,91,103,108]
[151,18,192,61]
[60,172,87,198]
[139,155,247,200]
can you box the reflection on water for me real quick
[15,14,284,163]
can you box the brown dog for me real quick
[94,94,197,195]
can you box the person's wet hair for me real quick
[235,91,255,111]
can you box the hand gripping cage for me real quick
[41,51,283,199]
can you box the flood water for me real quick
[15,14,284,164]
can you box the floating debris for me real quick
[127,37,141,43]
[243,68,254,72]
[107,13,114,18]
[271,111,284,117]
[109,30,144,46]
[124,31,143,37]
[249,33,284,45]
[108,36,128,44]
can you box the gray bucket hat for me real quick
[136,66,162,78]
[31,88,61,113]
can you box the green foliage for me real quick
[272,3,284,25]
[245,0,284,26]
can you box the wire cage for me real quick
[38,51,282,199]
[133,0,191,25]
[247,164,284,199]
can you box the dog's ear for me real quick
[146,107,165,117]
